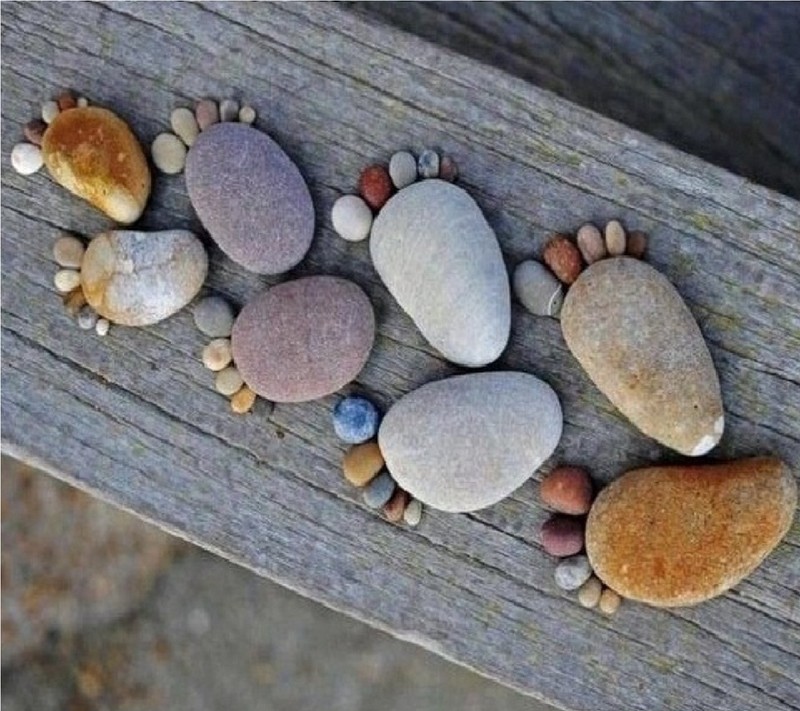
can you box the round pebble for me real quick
[95,318,110,337]
[513,260,564,318]
[76,306,98,331]
[540,466,593,515]
[41,100,60,124]
[383,489,409,522]
[195,99,219,130]
[417,149,440,178]
[541,515,584,557]
[342,442,384,487]
[577,576,603,608]
[11,143,44,175]
[54,269,81,293]
[53,234,86,268]
[57,90,77,111]
[238,105,256,124]
[219,99,239,122]
[331,195,373,242]
[193,296,235,338]
[333,396,380,444]
[403,498,423,527]
[388,151,417,190]
[576,223,606,265]
[362,471,396,509]
[171,107,200,147]
[215,366,244,396]
[543,234,583,285]
[438,155,459,182]
[202,339,233,372]
[599,588,622,615]
[605,220,626,256]
[230,386,257,414]
[626,230,648,259]
[77,97,89,108]
[151,133,187,174]
[23,119,47,147]
[554,555,593,591]
[358,165,393,210]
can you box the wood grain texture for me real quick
[2,3,799,710]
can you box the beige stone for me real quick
[342,442,384,487]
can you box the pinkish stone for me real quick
[541,515,585,557]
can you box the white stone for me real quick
[41,100,60,124]
[238,105,256,124]
[170,107,199,147]
[54,269,81,293]
[513,260,564,318]
[151,133,187,174]
[11,143,44,175]
[77,97,89,108]
[402,499,423,526]
[331,195,373,242]
[388,151,417,189]
[95,318,110,336]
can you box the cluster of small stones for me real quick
[333,395,423,526]
[330,148,458,243]
[539,466,621,616]
[513,219,648,318]
[10,90,88,176]
[152,98,256,175]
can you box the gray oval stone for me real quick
[513,260,564,318]
[378,372,563,512]
[231,276,375,403]
[193,296,235,338]
[370,180,510,367]
[554,555,592,591]
[81,230,207,326]
[561,257,724,456]
[185,123,314,275]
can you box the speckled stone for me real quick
[54,269,81,293]
[219,99,239,122]
[543,234,583,285]
[151,133,187,174]
[171,107,200,147]
[417,149,439,178]
[11,143,43,175]
[587,458,797,607]
[342,442,384,487]
[379,372,562,513]
[513,260,563,318]
[333,396,380,444]
[363,472,396,509]
[53,234,85,268]
[194,296,235,338]
[555,555,593,591]
[185,123,314,274]
[561,257,724,456]
[231,276,375,403]
[230,385,257,414]
[195,99,219,130]
[540,466,593,515]
[202,339,233,371]
[541,516,584,557]
[577,577,602,608]
[215,366,244,396]
[576,224,606,264]
[605,220,626,256]
[388,151,417,189]
[331,195,373,242]
[358,165,393,210]
[403,499,423,526]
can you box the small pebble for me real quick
[383,489,409,522]
[230,386,257,414]
[193,296,235,338]
[333,396,380,444]
[417,149,440,178]
[77,97,89,108]
[63,288,87,316]
[331,195,373,242]
[54,269,81,293]
[11,143,44,175]
[358,165,393,210]
[238,105,256,124]
[171,107,200,147]
[541,515,584,557]
[215,366,244,396]
[57,90,77,111]
[626,230,648,259]
[342,441,384,487]
[151,133,187,174]
[605,220,626,256]
[388,151,417,190]
[95,318,110,337]
[540,466,593,515]
[202,339,233,371]
[576,224,606,265]
[23,119,48,147]
[53,234,86,268]
[438,155,458,182]
[543,234,583,285]
[195,99,219,130]
[512,260,563,318]
[41,100,60,124]
[219,99,239,122]
[362,471,396,509]
[76,306,98,331]
[403,498,423,527]
[554,555,593,591]
[599,588,622,616]
[577,576,603,608]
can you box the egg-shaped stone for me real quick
[231,276,375,403]
[81,230,207,326]
[42,107,151,224]
[370,180,510,367]
[561,257,723,456]
[378,372,563,512]
[185,123,314,275]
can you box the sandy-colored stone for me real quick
[151,133,187,174]
[586,458,798,607]
[53,234,85,268]
[54,268,81,293]
[170,107,199,146]
[543,234,583,285]
[576,223,606,264]
[230,386,257,414]
[598,588,622,615]
[342,442,385,487]
[202,339,233,371]
[577,577,602,608]
[605,220,626,256]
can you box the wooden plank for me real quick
[2,3,799,710]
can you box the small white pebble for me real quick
[151,133,187,174]
[402,498,423,527]
[238,105,256,124]
[11,143,44,175]
[54,269,81,293]
[577,576,602,608]
[605,220,627,256]
[77,96,89,108]
[417,149,440,179]
[219,99,239,122]
[215,366,244,395]
[202,339,233,372]
[41,100,60,124]
[331,195,373,242]
[95,318,110,336]
[389,151,417,189]
[599,588,622,615]
[171,107,200,147]
[53,235,86,268]
[77,307,98,331]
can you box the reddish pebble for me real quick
[626,230,648,259]
[541,515,585,557]
[540,466,593,515]
[358,165,393,210]
[23,119,47,146]
[57,90,77,111]
[542,234,583,285]
[383,488,409,522]
[439,155,459,182]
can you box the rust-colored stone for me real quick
[542,234,583,285]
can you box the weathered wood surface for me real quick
[2,3,799,710]
[359,1,800,200]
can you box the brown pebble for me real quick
[383,488,409,522]
[63,287,87,316]
[543,234,583,285]
[230,386,257,414]
[439,155,459,182]
[626,230,648,259]
[57,90,77,111]
[541,466,593,515]
[342,441,384,487]
[605,220,626,256]
[23,119,48,146]
[358,165,393,210]
[599,588,622,615]
[541,515,585,557]
[576,223,606,265]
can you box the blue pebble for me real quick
[363,472,396,509]
[417,149,440,179]
[333,396,380,443]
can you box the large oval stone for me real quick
[42,107,151,224]
[378,372,563,512]
[231,276,375,403]
[370,180,510,367]
[185,123,314,275]
[586,458,797,607]
[81,230,207,326]
[561,257,723,456]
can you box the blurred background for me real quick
[3,3,799,710]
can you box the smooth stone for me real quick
[331,195,373,242]
[333,396,380,444]
[543,234,583,285]
[76,306,98,331]
[95,318,110,337]
[383,489,409,522]
[219,99,239,122]
[231,276,375,403]
[379,372,562,512]
[598,589,622,615]
[626,230,648,258]
[388,151,417,189]
[541,516,585,557]
[215,366,244,396]
[417,149,439,178]
[24,119,47,147]
[170,107,199,147]
[577,577,603,608]
[371,180,510,367]
[561,257,724,455]
[185,123,314,274]
[576,224,606,264]
[202,339,233,371]
[555,556,593,591]
[193,296,235,338]
[230,386,257,414]
[586,458,798,607]
[152,133,187,174]
[76,97,89,108]
[363,472,396,509]
[605,220,626,256]
[540,466,593,515]
[403,498,423,527]
[358,165,393,210]
[11,143,43,175]
[438,155,458,182]
[41,100,60,124]
[195,99,219,131]
[238,105,256,124]
[42,107,151,224]
[53,234,86,268]
[54,269,81,293]
[57,90,77,111]
[80,230,207,326]
[513,260,563,318]
[343,442,384,487]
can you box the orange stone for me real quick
[542,234,583,285]
[342,442,384,487]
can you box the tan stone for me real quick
[342,442,384,487]
[230,386,257,414]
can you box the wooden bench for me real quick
[3,4,799,710]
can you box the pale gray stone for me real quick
[363,472,396,509]
[513,260,564,318]
[388,151,417,189]
[554,556,592,591]
[193,296,235,337]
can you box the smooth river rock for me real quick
[586,458,797,607]
[231,276,375,403]
[561,257,724,456]
[81,230,207,326]
[378,372,563,512]
[370,180,510,367]
[42,107,151,224]
[185,123,314,275]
